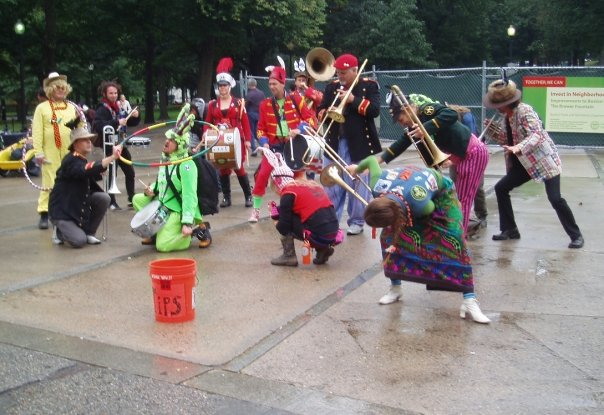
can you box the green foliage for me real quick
[324,0,433,69]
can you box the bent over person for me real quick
[132,105,206,252]
[49,119,122,248]
[349,156,490,324]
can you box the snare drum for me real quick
[130,200,169,239]
[283,134,324,173]
[204,128,242,169]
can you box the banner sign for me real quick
[522,76,604,133]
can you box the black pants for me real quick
[105,145,135,202]
[494,156,581,240]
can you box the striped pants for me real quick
[452,136,489,234]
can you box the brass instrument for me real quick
[305,125,373,193]
[320,163,369,206]
[327,58,368,124]
[478,113,505,145]
[102,125,120,240]
[390,85,450,168]
[305,47,336,82]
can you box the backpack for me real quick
[168,158,220,216]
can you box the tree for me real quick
[324,0,432,69]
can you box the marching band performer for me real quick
[348,156,490,323]
[32,72,78,229]
[259,148,340,266]
[132,105,205,252]
[249,61,317,223]
[380,93,489,235]
[483,78,584,248]
[317,54,381,236]
[200,57,253,209]
[92,80,140,209]
[49,119,122,248]
[291,69,323,117]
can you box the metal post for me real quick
[481,61,487,128]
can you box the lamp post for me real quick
[14,20,25,130]
[507,25,516,65]
[88,64,94,107]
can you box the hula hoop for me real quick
[118,120,221,168]
[21,143,52,191]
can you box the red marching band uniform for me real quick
[203,96,252,170]
[203,57,254,208]
[252,65,317,200]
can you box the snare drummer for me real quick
[132,105,207,252]
[48,119,122,248]
[199,57,253,209]
[249,62,317,223]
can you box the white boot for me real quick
[460,298,490,324]
[379,285,402,305]
[248,208,260,223]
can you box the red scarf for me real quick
[101,98,120,115]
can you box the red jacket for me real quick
[257,94,317,147]
[203,97,252,142]
[292,87,323,116]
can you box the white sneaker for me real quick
[86,235,102,245]
[460,298,491,324]
[379,285,402,305]
[347,224,364,235]
[51,226,63,245]
[248,208,260,223]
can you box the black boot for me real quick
[219,175,231,208]
[38,212,49,229]
[237,174,253,207]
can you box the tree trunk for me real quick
[196,37,216,101]
[43,0,56,74]
[144,36,155,124]
[157,69,169,120]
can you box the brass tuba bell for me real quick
[306,47,336,82]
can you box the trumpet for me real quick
[390,85,450,168]
[320,163,369,206]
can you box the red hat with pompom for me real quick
[334,54,358,70]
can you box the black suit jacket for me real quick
[318,78,381,162]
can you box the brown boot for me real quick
[196,222,212,249]
[271,235,298,266]
[313,246,334,265]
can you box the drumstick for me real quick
[125,106,139,123]
[246,148,250,168]
[138,178,150,189]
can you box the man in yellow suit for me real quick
[32,72,77,229]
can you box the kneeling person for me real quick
[260,148,340,266]
[132,105,205,252]
[49,120,122,248]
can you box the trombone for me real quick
[319,163,368,206]
[389,85,450,168]
[102,125,121,240]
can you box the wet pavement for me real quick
[0,132,602,414]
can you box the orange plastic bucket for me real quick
[149,258,197,323]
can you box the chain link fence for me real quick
[241,64,604,147]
